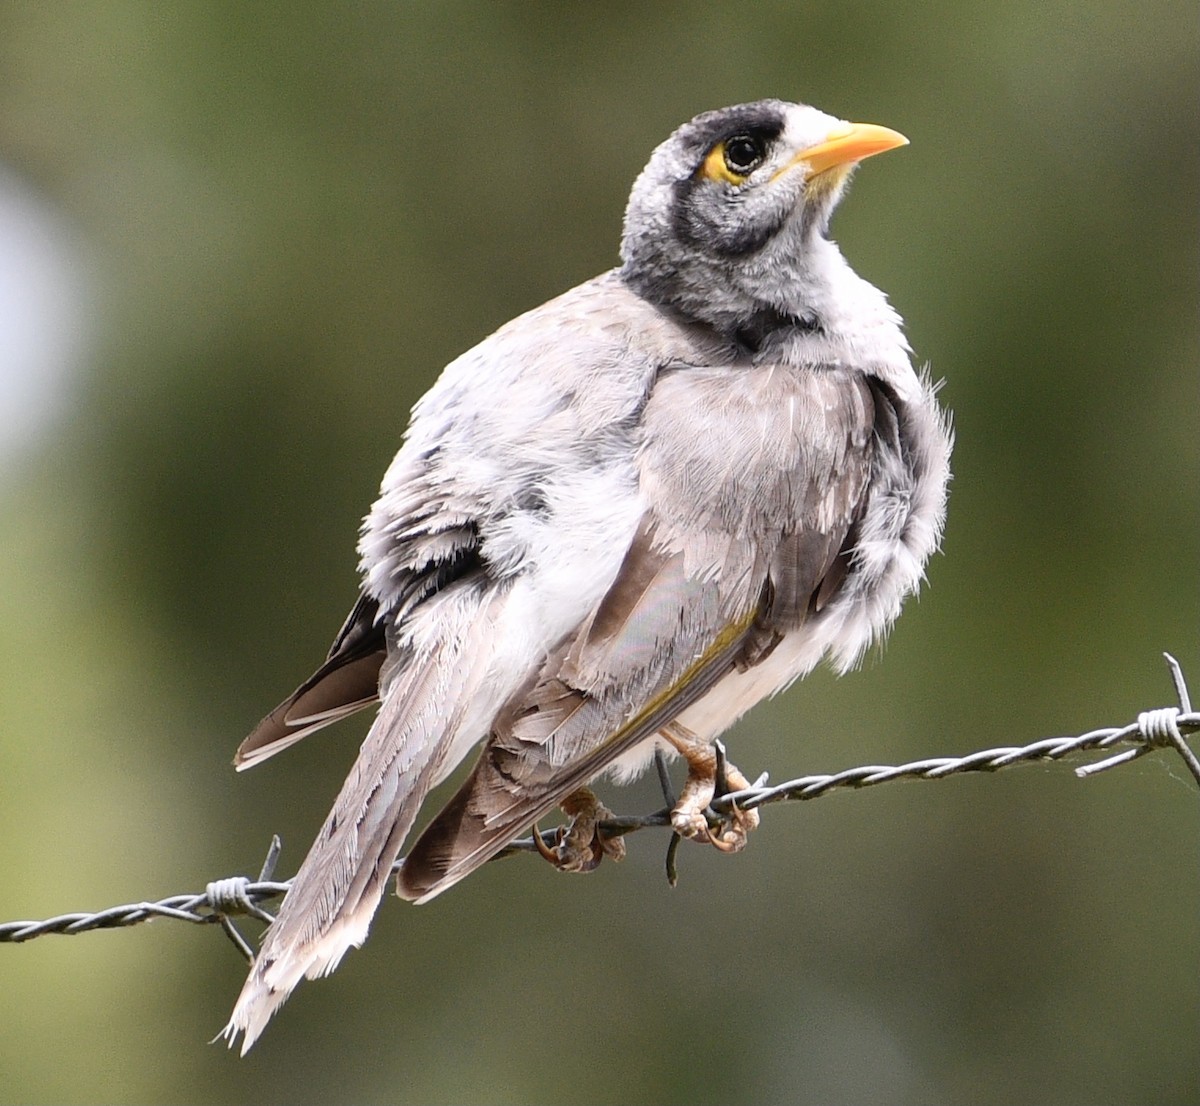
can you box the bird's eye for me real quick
[699,133,768,185]
[723,134,766,175]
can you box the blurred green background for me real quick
[1,2,1196,1103]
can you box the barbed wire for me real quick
[3,653,1196,958]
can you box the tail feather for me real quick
[220,620,481,1055]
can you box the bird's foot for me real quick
[532,787,626,873]
[661,724,760,853]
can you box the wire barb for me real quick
[2,654,1196,947]
[257,835,282,882]
[1074,654,1200,784]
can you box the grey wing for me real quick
[398,365,879,902]
[396,526,767,902]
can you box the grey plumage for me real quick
[222,99,952,1052]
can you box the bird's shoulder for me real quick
[358,272,723,602]
[370,271,736,514]
[410,270,730,434]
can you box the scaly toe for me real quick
[556,815,602,871]
[599,832,626,863]
[545,788,625,872]
[670,807,711,841]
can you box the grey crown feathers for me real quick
[221,98,952,1053]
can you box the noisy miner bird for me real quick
[222,99,952,1052]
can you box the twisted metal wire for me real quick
[3,653,1196,956]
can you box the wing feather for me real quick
[233,593,385,769]
[398,361,881,902]
[397,556,762,902]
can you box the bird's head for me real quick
[619,100,907,338]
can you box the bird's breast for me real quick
[638,360,876,540]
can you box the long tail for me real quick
[219,624,482,1054]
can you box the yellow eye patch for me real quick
[700,141,749,185]
[698,134,767,185]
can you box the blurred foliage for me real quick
[0,1,1197,1103]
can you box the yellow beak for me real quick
[786,122,909,179]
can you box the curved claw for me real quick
[530,820,561,865]
[704,822,743,853]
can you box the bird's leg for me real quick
[533,787,626,873]
[660,722,760,852]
